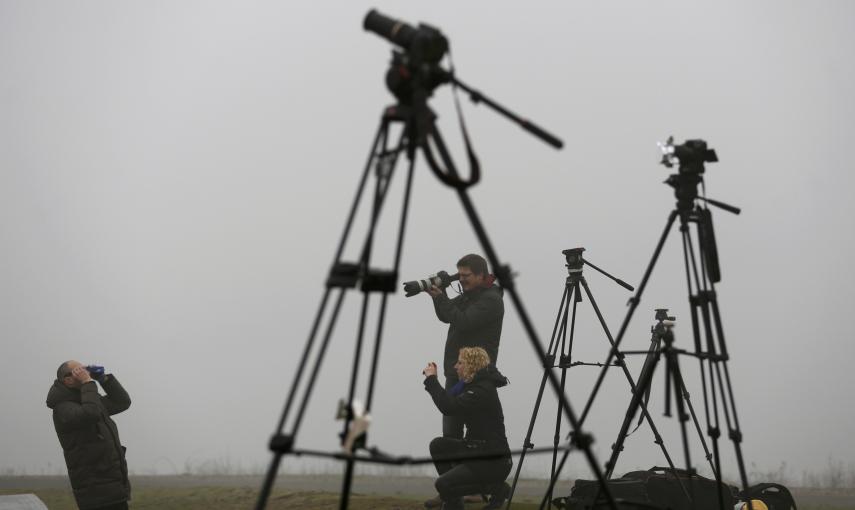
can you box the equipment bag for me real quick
[555,466,739,510]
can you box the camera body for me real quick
[402,270,459,297]
[659,137,717,175]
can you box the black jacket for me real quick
[433,285,504,377]
[45,376,131,510]
[424,366,510,454]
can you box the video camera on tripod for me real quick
[658,136,718,175]
[363,10,449,105]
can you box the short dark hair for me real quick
[457,253,488,276]
[57,361,71,381]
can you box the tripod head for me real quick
[562,247,634,292]
[563,248,584,275]
[654,308,676,323]
[652,308,676,338]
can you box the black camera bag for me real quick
[555,466,738,510]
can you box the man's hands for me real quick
[427,285,443,298]
[71,365,93,384]
[423,362,438,378]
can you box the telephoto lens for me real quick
[402,270,459,297]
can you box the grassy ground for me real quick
[4,486,855,509]
[0,487,547,509]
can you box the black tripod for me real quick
[595,310,739,510]
[254,11,618,510]
[506,249,688,509]
[574,138,750,510]
[605,309,717,482]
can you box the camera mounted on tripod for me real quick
[364,10,450,105]
[659,136,717,175]
[652,309,676,338]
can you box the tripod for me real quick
[574,138,750,510]
[254,10,619,510]
[506,249,688,509]
[605,309,717,482]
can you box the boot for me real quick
[483,482,511,509]
[440,497,464,510]
[423,494,443,508]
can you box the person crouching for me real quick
[422,347,512,510]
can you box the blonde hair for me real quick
[458,347,491,382]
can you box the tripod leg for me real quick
[506,283,572,507]
[548,288,576,503]
[337,292,374,510]
[681,225,704,355]
[577,282,688,502]
[683,222,729,472]
[365,153,417,412]
[549,364,569,504]
[427,124,617,509]
[603,331,661,479]
[256,288,348,510]
[664,346,700,507]
[678,375,718,477]
[333,118,390,263]
[693,213,754,503]
[339,127,416,510]
[539,446,571,510]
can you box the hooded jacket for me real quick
[45,376,131,509]
[433,284,504,378]
[424,366,510,454]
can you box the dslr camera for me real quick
[402,270,459,297]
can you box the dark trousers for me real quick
[429,437,512,500]
[442,376,465,439]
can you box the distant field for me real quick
[2,475,854,509]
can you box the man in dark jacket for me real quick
[46,360,131,510]
[427,253,504,439]
[423,347,512,510]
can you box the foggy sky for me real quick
[2,1,854,485]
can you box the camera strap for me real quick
[448,51,481,187]
[421,49,481,190]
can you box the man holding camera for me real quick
[427,253,504,439]
[46,360,131,510]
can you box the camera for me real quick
[363,9,448,65]
[658,136,717,174]
[402,270,459,297]
[86,365,105,379]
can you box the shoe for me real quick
[424,494,443,508]
[464,494,486,504]
[440,497,464,510]
[483,482,511,509]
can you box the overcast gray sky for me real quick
[2,0,854,486]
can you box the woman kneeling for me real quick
[423,347,513,510]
